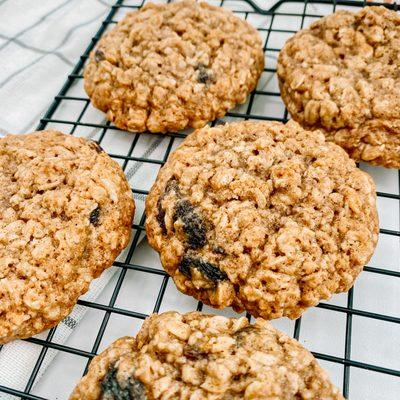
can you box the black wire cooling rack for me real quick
[0,0,399,399]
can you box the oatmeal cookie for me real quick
[84,0,264,133]
[0,130,134,343]
[145,120,378,320]
[70,311,344,399]
[277,6,400,168]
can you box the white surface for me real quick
[0,1,399,399]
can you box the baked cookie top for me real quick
[145,120,378,320]
[277,6,400,168]
[70,311,344,400]
[84,0,264,133]
[0,130,134,343]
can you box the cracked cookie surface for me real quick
[145,120,378,320]
[278,6,400,168]
[84,0,264,133]
[0,130,134,343]
[70,311,344,399]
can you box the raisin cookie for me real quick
[146,120,378,320]
[0,130,134,343]
[84,0,264,133]
[70,311,344,399]
[277,6,400,168]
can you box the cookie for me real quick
[277,6,400,168]
[70,311,344,399]
[145,120,378,320]
[84,0,264,133]
[0,130,134,343]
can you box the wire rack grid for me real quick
[0,0,399,399]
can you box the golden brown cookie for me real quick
[0,130,134,344]
[84,0,264,133]
[70,311,344,399]
[277,6,400,168]
[145,120,378,320]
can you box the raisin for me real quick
[174,200,206,249]
[157,179,208,249]
[94,49,105,62]
[156,178,180,234]
[179,256,227,282]
[213,246,226,255]
[165,178,180,195]
[101,367,146,400]
[183,345,208,361]
[128,378,147,400]
[91,141,104,153]
[198,70,209,84]
[197,259,227,281]
[156,198,167,235]
[179,256,193,278]
[196,63,211,84]
[89,207,101,226]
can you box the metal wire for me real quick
[0,1,399,399]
